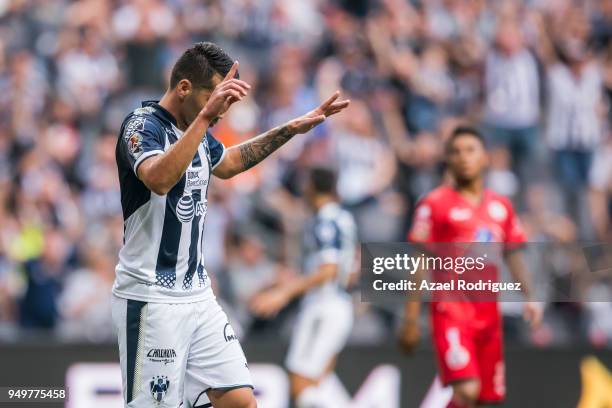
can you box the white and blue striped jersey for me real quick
[113,101,226,303]
[302,202,357,301]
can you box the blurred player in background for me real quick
[251,167,357,408]
[112,42,349,408]
[399,126,543,408]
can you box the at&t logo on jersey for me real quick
[176,195,207,223]
[176,195,195,223]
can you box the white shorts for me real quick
[285,294,353,379]
[111,294,253,408]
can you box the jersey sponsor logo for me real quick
[150,375,170,403]
[176,195,195,223]
[223,322,238,342]
[444,327,470,370]
[176,195,207,223]
[146,348,177,365]
[449,207,472,222]
[127,133,143,158]
[475,227,494,242]
[185,170,208,188]
[196,201,206,217]
[488,201,508,222]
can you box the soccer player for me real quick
[111,42,350,408]
[399,126,543,408]
[250,167,357,408]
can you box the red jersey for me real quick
[408,185,526,311]
[408,185,525,246]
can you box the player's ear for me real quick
[176,79,193,100]
[482,150,490,168]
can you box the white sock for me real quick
[420,375,453,408]
[318,372,351,404]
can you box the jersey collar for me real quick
[142,100,178,127]
[318,201,340,217]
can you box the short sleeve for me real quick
[206,132,226,170]
[408,198,435,243]
[314,220,342,264]
[119,115,166,175]
[503,200,526,248]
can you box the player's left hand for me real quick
[523,301,544,329]
[249,288,290,318]
[287,90,350,135]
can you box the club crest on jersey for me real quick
[150,375,170,403]
[488,201,507,222]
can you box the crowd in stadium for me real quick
[0,0,611,346]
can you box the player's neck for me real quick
[158,92,188,130]
[313,195,336,211]
[454,178,484,205]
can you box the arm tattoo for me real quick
[238,125,294,171]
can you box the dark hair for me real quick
[308,167,337,195]
[170,42,238,89]
[445,125,486,153]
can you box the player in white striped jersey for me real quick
[112,42,350,408]
[251,167,357,408]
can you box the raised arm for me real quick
[138,62,249,194]
[213,91,350,179]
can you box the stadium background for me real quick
[0,0,611,406]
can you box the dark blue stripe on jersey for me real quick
[126,299,146,403]
[314,219,342,250]
[154,172,185,289]
[192,149,202,167]
[182,149,203,290]
[183,188,201,290]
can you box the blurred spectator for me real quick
[482,17,540,184]
[19,229,71,330]
[544,39,604,238]
[589,137,612,241]
[57,245,114,341]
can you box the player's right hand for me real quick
[523,301,544,330]
[398,320,420,354]
[200,61,251,122]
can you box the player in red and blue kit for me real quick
[399,126,543,408]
